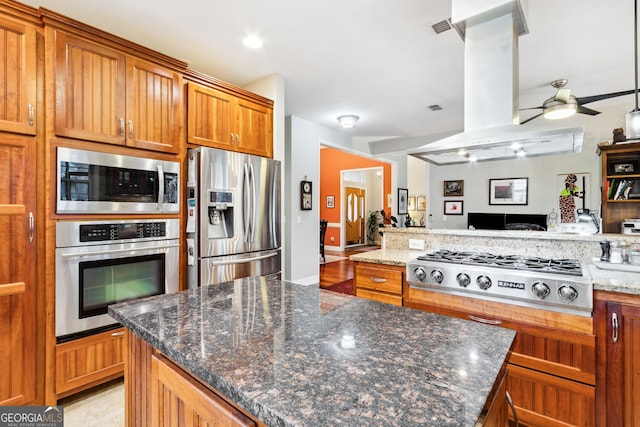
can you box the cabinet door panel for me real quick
[0,16,36,135]
[186,82,234,149]
[151,354,255,427]
[54,31,126,144]
[127,58,182,153]
[0,135,36,405]
[236,98,272,158]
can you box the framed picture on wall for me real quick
[408,197,416,211]
[444,200,463,215]
[489,177,528,205]
[417,196,427,211]
[444,180,464,196]
[398,188,408,215]
[326,195,335,208]
[301,180,312,210]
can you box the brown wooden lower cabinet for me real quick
[594,291,640,427]
[354,262,403,306]
[405,287,595,427]
[55,327,125,398]
[127,330,260,427]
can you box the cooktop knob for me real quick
[531,281,550,299]
[430,269,444,283]
[414,267,427,281]
[476,275,492,290]
[456,273,471,287]
[558,285,579,302]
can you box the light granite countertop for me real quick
[352,249,640,296]
[109,277,515,427]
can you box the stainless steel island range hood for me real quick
[410,0,584,166]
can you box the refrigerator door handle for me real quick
[271,164,278,245]
[250,162,257,243]
[243,162,251,244]
[207,251,278,265]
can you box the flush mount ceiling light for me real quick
[337,115,359,128]
[242,35,263,49]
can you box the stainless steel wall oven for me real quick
[56,147,180,214]
[55,219,179,342]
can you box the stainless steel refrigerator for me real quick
[186,147,281,288]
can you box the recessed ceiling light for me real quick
[243,36,263,49]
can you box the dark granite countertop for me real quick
[109,277,515,427]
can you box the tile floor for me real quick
[58,378,124,426]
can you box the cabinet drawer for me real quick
[56,327,125,397]
[356,288,403,306]
[355,265,402,294]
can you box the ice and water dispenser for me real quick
[207,190,233,238]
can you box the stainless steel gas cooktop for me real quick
[407,250,593,317]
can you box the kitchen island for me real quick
[109,276,515,426]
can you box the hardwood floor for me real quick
[319,245,380,288]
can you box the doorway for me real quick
[341,167,383,248]
[345,186,365,245]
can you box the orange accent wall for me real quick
[319,147,391,247]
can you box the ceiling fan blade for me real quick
[519,106,543,111]
[576,105,601,116]
[576,89,637,105]
[555,88,571,103]
[519,113,543,125]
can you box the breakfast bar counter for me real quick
[109,276,515,427]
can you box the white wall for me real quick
[424,104,626,229]
[407,156,430,226]
[284,116,352,284]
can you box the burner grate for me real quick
[416,250,582,276]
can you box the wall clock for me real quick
[301,180,312,210]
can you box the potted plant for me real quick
[367,211,382,245]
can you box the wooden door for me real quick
[0,133,36,405]
[126,57,182,153]
[606,301,640,426]
[0,15,36,135]
[236,97,273,158]
[186,82,234,150]
[345,187,364,245]
[53,30,127,144]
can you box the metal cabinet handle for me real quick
[29,212,34,243]
[28,103,34,127]
[235,133,240,144]
[231,133,235,144]
[612,312,619,343]
[119,118,125,136]
[468,315,502,325]
[128,120,134,139]
[506,391,519,427]
[111,331,125,337]
[370,277,387,283]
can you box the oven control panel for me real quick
[79,222,166,242]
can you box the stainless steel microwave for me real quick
[56,147,180,214]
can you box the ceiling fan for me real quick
[519,79,636,124]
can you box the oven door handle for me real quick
[207,251,277,266]
[60,243,180,258]
[157,164,165,211]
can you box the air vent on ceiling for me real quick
[432,18,452,34]
[427,104,443,111]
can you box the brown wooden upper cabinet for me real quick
[187,81,273,158]
[52,30,183,154]
[0,14,37,135]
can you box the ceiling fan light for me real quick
[543,103,577,120]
